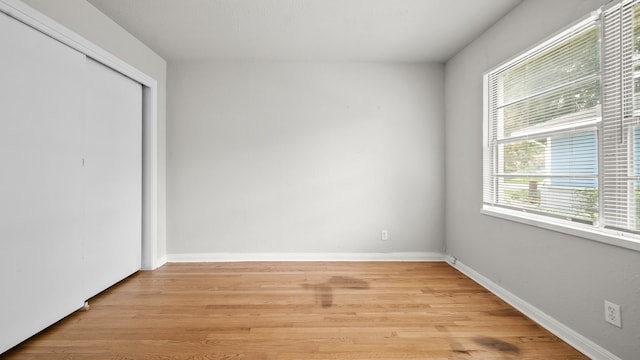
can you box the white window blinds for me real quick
[485,18,601,224]
[602,0,640,233]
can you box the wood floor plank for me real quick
[2,262,588,359]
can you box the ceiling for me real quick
[87,0,522,63]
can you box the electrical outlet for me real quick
[381,230,388,241]
[604,300,622,328]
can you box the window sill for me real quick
[481,206,640,253]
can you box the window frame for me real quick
[482,4,640,253]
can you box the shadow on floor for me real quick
[302,276,369,308]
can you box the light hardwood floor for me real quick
[3,262,587,359]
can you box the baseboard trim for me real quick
[167,252,444,263]
[445,256,621,360]
[156,255,168,268]
[140,255,167,271]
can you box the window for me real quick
[483,0,640,248]
[602,1,640,233]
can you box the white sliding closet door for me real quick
[83,58,142,299]
[0,11,86,352]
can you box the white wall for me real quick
[445,1,640,359]
[21,0,168,262]
[168,62,444,256]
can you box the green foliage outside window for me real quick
[504,140,546,174]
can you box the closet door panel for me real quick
[0,12,86,353]
[83,58,142,299]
